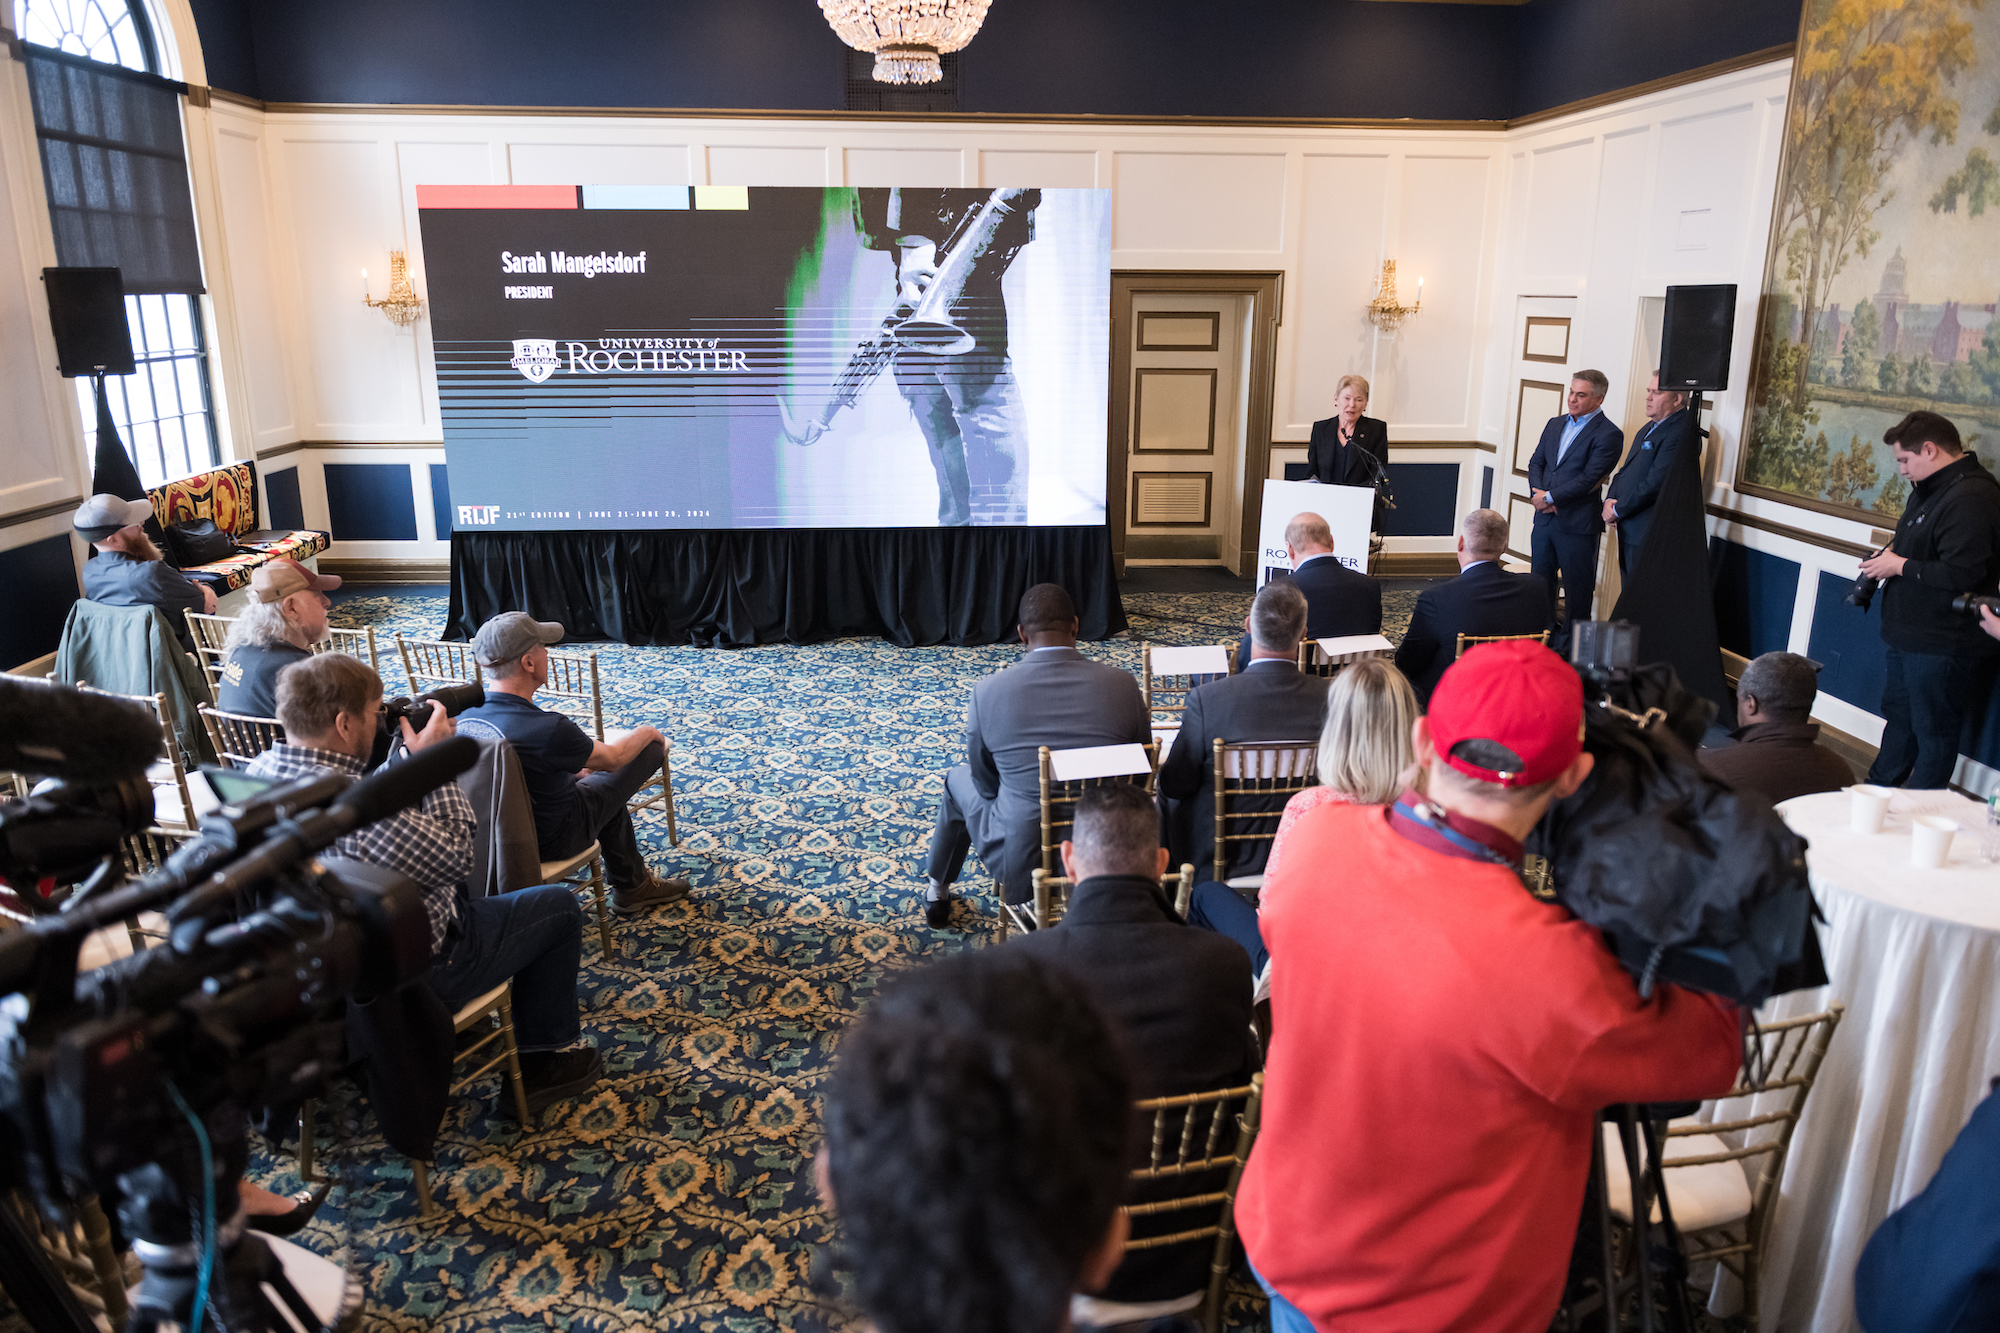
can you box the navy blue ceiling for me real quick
[184,0,1802,122]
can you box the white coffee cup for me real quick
[1912,816,1957,869]
[1849,784,1893,834]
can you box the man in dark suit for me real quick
[1009,783,1256,1324]
[1604,371,1696,575]
[1393,508,1554,703]
[1238,511,1381,670]
[923,583,1151,928]
[1526,369,1624,650]
[1168,580,1329,880]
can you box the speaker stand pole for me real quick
[1687,390,1705,455]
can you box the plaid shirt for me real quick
[244,744,473,954]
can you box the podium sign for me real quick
[1256,480,1373,587]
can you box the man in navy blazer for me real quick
[1393,508,1554,703]
[1526,369,1625,649]
[1603,372,1696,576]
[1237,512,1381,670]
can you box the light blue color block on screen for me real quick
[581,185,691,210]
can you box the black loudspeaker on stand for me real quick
[42,266,135,379]
[1659,285,1736,394]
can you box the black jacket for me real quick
[1878,452,2000,657]
[1157,661,1330,878]
[1392,561,1554,703]
[1008,874,1256,1304]
[1238,555,1382,670]
[1606,408,1696,553]
[1306,415,1390,529]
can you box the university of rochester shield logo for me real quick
[510,339,560,384]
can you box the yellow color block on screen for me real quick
[693,186,750,210]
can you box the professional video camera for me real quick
[0,676,474,1332]
[381,679,484,728]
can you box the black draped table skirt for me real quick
[445,526,1126,648]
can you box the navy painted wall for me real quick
[323,463,418,541]
[1480,464,1494,510]
[184,0,1799,121]
[430,463,452,538]
[0,535,81,669]
[1381,462,1459,537]
[1709,537,1798,660]
[1805,569,1889,714]
[265,465,304,531]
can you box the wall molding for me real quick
[256,441,445,461]
[320,556,450,583]
[0,495,82,529]
[1506,44,1794,129]
[1705,503,1873,560]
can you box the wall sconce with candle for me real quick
[362,251,425,328]
[1365,259,1422,334]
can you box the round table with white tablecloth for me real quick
[1753,788,2000,1332]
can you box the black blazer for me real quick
[1606,408,1696,552]
[1306,414,1389,488]
[1238,555,1383,673]
[1525,412,1625,536]
[1392,561,1555,703]
[1158,661,1329,879]
[1008,874,1257,1304]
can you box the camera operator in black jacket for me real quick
[1858,412,2000,789]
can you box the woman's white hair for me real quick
[222,598,305,652]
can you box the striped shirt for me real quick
[244,743,472,955]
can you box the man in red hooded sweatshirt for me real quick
[1236,639,1743,1331]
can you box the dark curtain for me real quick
[447,526,1127,648]
[87,375,165,549]
[23,44,204,296]
[1611,437,1730,712]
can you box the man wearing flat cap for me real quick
[459,611,688,913]
[74,493,215,652]
[217,558,343,718]
[1235,640,1744,1333]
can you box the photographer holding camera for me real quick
[249,653,604,1116]
[1856,412,2000,790]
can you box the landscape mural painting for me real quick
[1739,0,2000,522]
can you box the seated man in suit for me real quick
[1393,508,1554,703]
[1165,580,1330,881]
[1237,511,1381,670]
[1699,651,1855,804]
[1009,784,1257,1329]
[458,611,689,916]
[1526,369,1624,650]
[922,582,1151,929]
[1603,372,1695,576]
[74,492,215,653]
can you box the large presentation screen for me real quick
[417,185,1110,532]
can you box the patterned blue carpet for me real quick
[16,584,1426,1331]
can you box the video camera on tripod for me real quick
[0,676,475,1332]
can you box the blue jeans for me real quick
[1867,648,1996,789]
[895,351,1027,525]
[428,885,583,1052]
[1185,880,1267,976]
[1249,1260,1314,1333]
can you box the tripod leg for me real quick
[1589,1127,1617,1333]
[76,1194,130,1325]
[1616,1108,1656,1333]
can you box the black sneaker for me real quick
[611,873,692,916]
[515,1046,604,1119]
[924,893,953,929]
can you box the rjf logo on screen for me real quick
[511,337,752,384]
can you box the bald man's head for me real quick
[1285,513,1333,555]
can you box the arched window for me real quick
[17,0,217,488]
[11,0,158,73]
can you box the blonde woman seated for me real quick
[1183,659,1420,977]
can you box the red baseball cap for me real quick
[1427,639,1584,787]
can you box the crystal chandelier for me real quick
[819,0,993,84]
[362,251,425,328]
[1365,259,1423,334]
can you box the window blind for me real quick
[23,43,204,295]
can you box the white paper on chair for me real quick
[1051,743,1154,782]
[1316,634,1395,664]
[1148,645,1230,676]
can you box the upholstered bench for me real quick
[147,462,330,612]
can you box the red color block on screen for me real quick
[415,185,577,210]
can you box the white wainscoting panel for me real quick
[1111,152,1287,252]
[979,150,1097,188]
[706,144,830,186]
[213,126,297,448]
[508,142,693,186]
[844,147,963,187]
[1391,154,1492,434]
[1287,153,1391,431]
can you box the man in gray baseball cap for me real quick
[459,611,689,912]
[74,492,216,652]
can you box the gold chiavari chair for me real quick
[198,705,286,770]
[1455,630,1550,659]
[1123,1076,1265,1333]
[1212,739,1318,891]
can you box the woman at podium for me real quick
[1305,374,1390,531]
